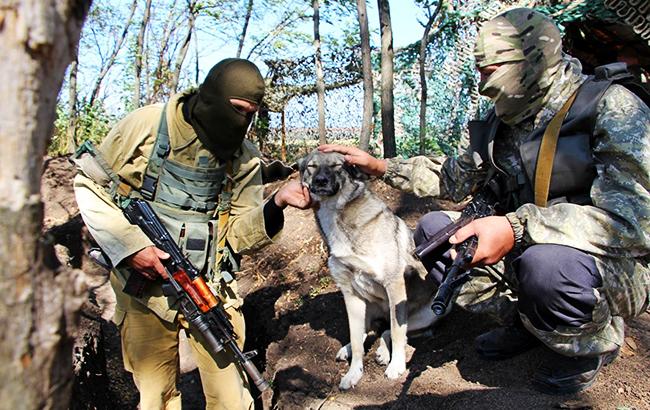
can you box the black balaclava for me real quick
[186,58,265,160]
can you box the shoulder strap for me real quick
[72,140,133,200]
[214,161,235,281]
[140,104,171,200]
[534,88,580,207]
[595,62,650,108]
[594,62,631,82]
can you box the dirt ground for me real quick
[43,155,650,410]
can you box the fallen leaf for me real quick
[621,337,637,357]
[556,399,593,409]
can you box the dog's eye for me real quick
[307,164,317,169]
[333,164,343,169]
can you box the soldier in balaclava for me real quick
[74,58,311,409]
[473,8,565,126]
[186,58,266,159]
[320,8,650,394]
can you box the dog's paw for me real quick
[384,360,406,380]
[339,365,363,390]
[336,344,351,362]
[375,344,390,366]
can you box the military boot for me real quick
[533,349,619,394]
[475,318,541,360]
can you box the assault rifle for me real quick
[121,198,270,392]
[414,192,496,316]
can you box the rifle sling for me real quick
[534,88,579,207]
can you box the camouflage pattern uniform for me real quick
[384,9,650,357]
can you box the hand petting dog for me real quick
[319,144,387,176]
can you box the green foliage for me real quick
[535,0,617,27]
[391,2,481,158]
[67,0,622,164]
[389,0,619,159]
[49,101,116,157]
[308,275,333,298]
[244,4,313,61]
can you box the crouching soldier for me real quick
[322,8,650,394]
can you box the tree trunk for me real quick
[281,109,287,162]
[377,0,396,158]
[194,24,200,84]
[88,0,137,107]
[66,58,79,154]
[256,104,270,152]
[0,1,91,409]
[356,0,374,152]
[313,0,327,144]
[237,0,255,58]
[418,1,441,155]
[134,0,153,108]
[169,0,196,94]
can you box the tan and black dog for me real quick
[300,149,440,390]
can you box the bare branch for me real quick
[169,0,197,93]
[89,0,138,107]
[237,0,255,58]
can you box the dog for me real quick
[299,150,440,390]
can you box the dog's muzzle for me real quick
[309,168,339,197]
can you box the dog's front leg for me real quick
[385,280,408,380]
[339,291,367,390]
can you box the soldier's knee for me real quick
[516,245,561,298]
[414,212,453,246]
[516,245,601,330]
[136,375,181,410]
[517,245,600,298]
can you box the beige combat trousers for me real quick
[113,277,254,410]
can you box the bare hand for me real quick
[449,216,515,266]
[274,180,312,209]
[126,246,170,280]
[319,144,387,177]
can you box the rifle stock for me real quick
[122,198,270,392]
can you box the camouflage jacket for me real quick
[384,58,650,259]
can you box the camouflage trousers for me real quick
[415,211,650,357]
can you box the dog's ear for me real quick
[297,154,309,175]
[297,153,314,187]
[343,163,370,181]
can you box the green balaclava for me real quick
[186,58,265,160]
[474,8,563,126]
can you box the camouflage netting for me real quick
[259,0,650,159]
[254,47,363,157]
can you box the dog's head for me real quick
[299,150,366,200]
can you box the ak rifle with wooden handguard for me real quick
[121,198,270,392]
[414,192,496,316]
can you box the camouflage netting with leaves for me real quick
[259,44,363,155]
[262,0,641,159]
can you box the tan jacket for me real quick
[74,93,273,322]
